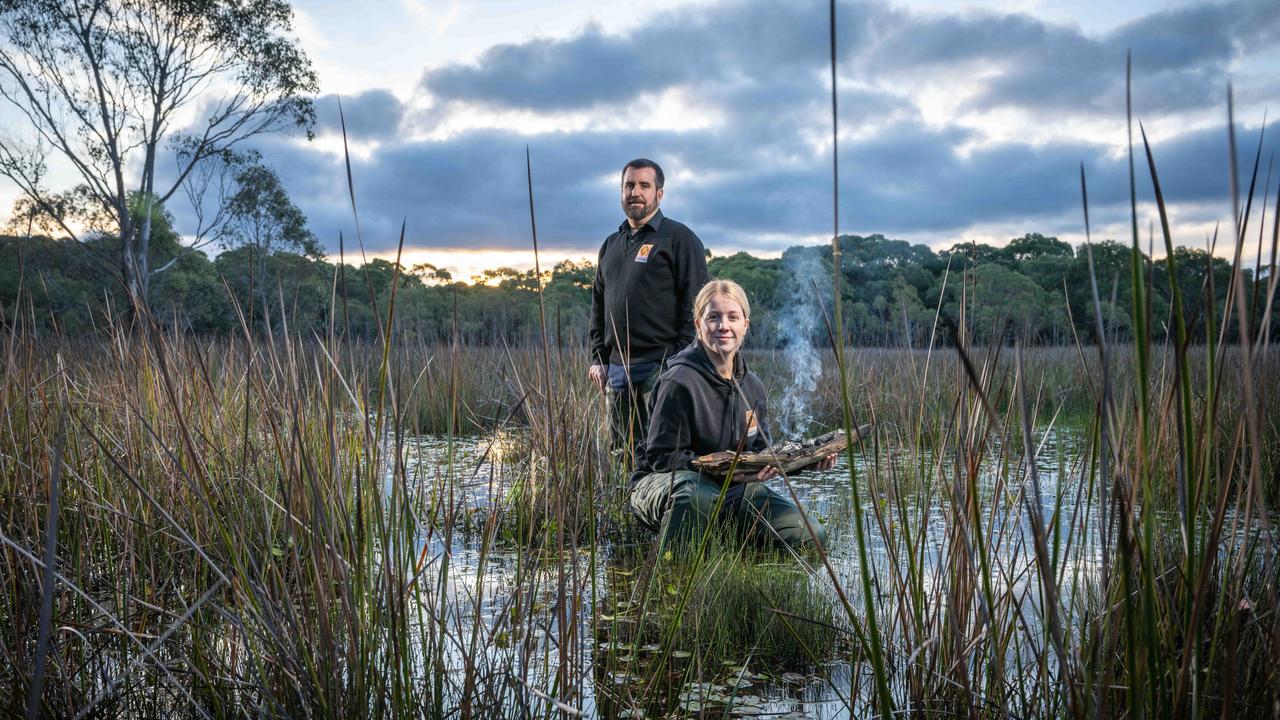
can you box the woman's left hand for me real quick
[755,464,780,481]
[814,453,838,471]
[731,464,780,484]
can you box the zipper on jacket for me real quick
[728,376,743,446]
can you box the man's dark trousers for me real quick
[608,370,660,468]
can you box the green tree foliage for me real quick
[223,156,322,259]
[0,234,104,334]
[211,154,323,329]
[709,252,783,306]
[3,223,1272,347]
[963,263,1065,341]
[2,193,192,330]
[709,252,783,343]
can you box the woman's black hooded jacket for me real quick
[634,342,770,478]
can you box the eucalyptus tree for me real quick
[215,152,320,328]
[0,0,317,316]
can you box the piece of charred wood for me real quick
[691,424,874,475]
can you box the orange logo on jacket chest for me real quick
[634,244,653,263]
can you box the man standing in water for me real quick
[589,158,708,466]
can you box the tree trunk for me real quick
[119,216,151,322]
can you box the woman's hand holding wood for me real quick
[728,464,777,484]
[814,453,837,471]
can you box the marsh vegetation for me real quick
[1,312,1277,717]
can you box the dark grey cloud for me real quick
[202,114,1273,259]
[237,129,667,254]
[313,89,405,139]
[421,0,844,116]
[850,119,1276,233]
[424,25,692,111]
[957,0,1279,113]
[680,125,1098,242]
[863,0,1276,115]
[418,0,1273,120]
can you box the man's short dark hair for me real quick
[621,158,664,189]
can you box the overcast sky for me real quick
[5,0,1278,279]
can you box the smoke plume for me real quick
[775,247,830,439]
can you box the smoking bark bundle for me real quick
[692,424,873,475]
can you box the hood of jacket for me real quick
[666,341,748,387]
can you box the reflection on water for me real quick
[398,427,1121,717]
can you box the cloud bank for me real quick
[203,0,1278,256]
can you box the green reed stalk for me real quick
[1080,162,1115,718]
[826,0,894,712]
[1123,54,1160,716]
[1140,124,1206,717]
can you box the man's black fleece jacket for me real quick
[634,342,770,477]
[589,210,708,366]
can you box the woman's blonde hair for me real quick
[693,279,751,323]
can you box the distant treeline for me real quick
[2,225,1274,347]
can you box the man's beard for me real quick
[624,199,657,222]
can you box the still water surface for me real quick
[401,428,1096,717]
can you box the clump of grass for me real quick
[592,530,852,717]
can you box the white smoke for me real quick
[775,248,830,440]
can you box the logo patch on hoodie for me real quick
[634,244,653,263]
[745,409,758,437]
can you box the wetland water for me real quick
[402,428,1102,718]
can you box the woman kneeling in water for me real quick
[629,279,831,551]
